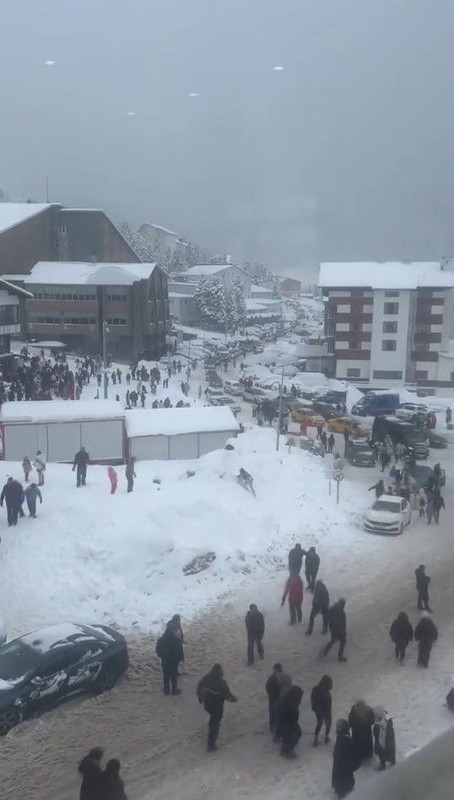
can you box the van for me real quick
[352,392,400,417]
[371,416,429,459]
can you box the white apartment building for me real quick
[319,261,454,390]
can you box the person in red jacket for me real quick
[107,465,118,495]
[281,572,304,625]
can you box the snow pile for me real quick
[0,427,365,637]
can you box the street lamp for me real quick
[102,321,110,399]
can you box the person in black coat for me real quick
[24,483,42,518]
[368,479,385,499]
[245,603,265,665]
[306,579,329,635]
[414,613,438,668]
[276,685,303,758]
[73,446,90,487]
[332,719,361,798]
[79,746,104,800]
[323,599,347,662]
[311,675,333,746]
[288,543,304,574]
[265,663,291,739]
[197,663,237,752]
[305,546,320,592]
[0,477,24,526]
[348,700,375,762]
[389,612,413,663]
[373,707,396,770]
[103,759,128,800]
[156,623,183,695]
[415,564,431,612]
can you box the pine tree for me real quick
[193,279,229,329]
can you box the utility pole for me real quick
[275,365,285,452]
[102,321,109,399]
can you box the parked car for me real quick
[327,416,369,437]
[206,386,225,399]
[372,416,429,459]
[0,623,128,736]
[312,401,341,420]
[395,403,428,422]
[242,387,268,403]
[428,431,448,449]
[352,392,400,416]
[223,380,243,396]
[346,440,376,467]
[363,496,411,536]
[209,395,241,415]
[290,408,326,426]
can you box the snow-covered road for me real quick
[1,444,454,800]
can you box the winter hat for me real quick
[249,604,258,612]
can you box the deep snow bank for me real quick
[0,428,364,637]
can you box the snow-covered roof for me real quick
[319,261,454,289]
[0,278,33,298]
[185,264,240,277]
[168,292,195,299]
[141,222,180,237]
[125,406,239,438]
[250,284,273,294]
[0,203,54,235]
[1,400,124,424]
[23,262,156,286]
[246,299,268,310]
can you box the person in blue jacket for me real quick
[24,483,43,518]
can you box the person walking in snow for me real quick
[197,664,237,752]
[107,466,118,495]
[288,543,304,574]
[265,663,291,740]
[73,446,90,487]
[304,546,320,592]
[276,685,303,758]
[237,468,255,496]
[281,572,304,625]
[389,612,413,663]
[22,455,32,483]
[432,489,445,524]
[323,599,347,662]
[415,564,431,612]
[125,457,136,493]
[414,613,438,668]
[0,477,24,527]
[24,483,42,518]
[373,707,396,770]
[332,719,361,799]
[327,433,335,454]
[103,758,128,800]
[34,450,46,487]
[306,579,329,636]
[368,479,385,499]
[348,700,375,763]
[156,622,183,696]
[168,613,185,674]
[78,746,104,800]
[311,675,333,746]
[245,603,265,666]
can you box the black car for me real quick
[408,465,434,491]
[0,623,128,735]
[346,440,376,467]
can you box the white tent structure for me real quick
[125,406,239,460]
[0,401,125,462]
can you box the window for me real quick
[383,321,397,334]
[372,370,403,380]
[346,368,360,378]
[30,315,61,324]
[385,291,399,297]
[350,340,362,350]
[350,322,362,332]
[107,293,127,302]
[65,317,96,325]
[384,303,399,314]
[106,318,127,326]
[415,370,428,380]
[382,340,397,351]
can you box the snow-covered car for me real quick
[363,496,411,536]
[209,395,241,415]
[346,440,376,467]
[242,387,268,403]
[290,408,326,426]
[205,386,225,399]
[0,623,128,736]
[395,403,428,422]
[223,380,243,396]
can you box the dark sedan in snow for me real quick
[0,623,128,735]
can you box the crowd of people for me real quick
[148,539,441,800]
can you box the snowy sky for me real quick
[1,0,454,276]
